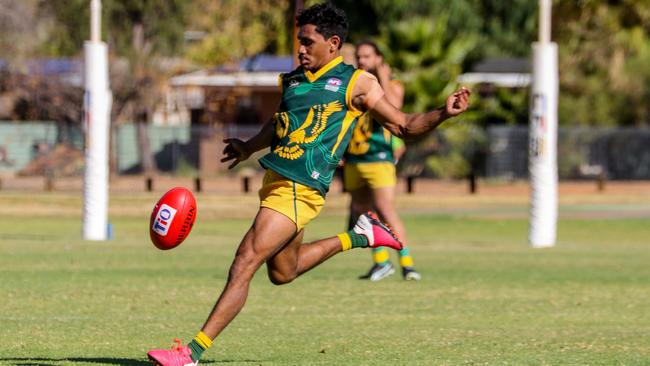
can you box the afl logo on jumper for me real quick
[152,204,177,236]
[325,78,341,92]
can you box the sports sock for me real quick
[187,331,212,362]
[338,230,369,251]
[398,247,414,268]
[372,247,390,266]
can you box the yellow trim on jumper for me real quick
[331,110,358,156]
[304,56,343,83]
[278,73,284,93]
[338,233,352,251]
[345,69,364,115]
[383,127,391,143]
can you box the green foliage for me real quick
[423,124,487,179]
[36,0,88,56]
[555,1,650,126]
[470,87,530,126]
[185,0,290,66]
[376,16,477,113]
[38,0,189,57]
[471,0,538,58]
[103,0,188,57]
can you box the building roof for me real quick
[171,54,293,88]
[239,54,293,72]
[170,70,281,87]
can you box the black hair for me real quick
[356,40,383,57]
[296,2,348,49]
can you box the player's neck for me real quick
[306,53,341,73]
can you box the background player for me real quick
[344,40,421,281]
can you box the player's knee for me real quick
[374,200,395,217]
[267,270,296,285]
[231,245,264,278]
[351,200,370,216]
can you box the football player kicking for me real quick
[147,3,470,365]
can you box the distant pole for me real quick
[83,0,112,240]
[91,0,100,42]
[528,0,558,248]
[538,0,551,44]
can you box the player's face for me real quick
[356,45,380,73]
[297,24,337,72]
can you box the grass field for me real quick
[1,188,649,365]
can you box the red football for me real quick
[150,187,197,250]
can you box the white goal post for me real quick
[83,0,112,241]
[528,0,558,248]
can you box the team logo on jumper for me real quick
[288,79,300,88]
[311,170,321,179]
[325,78,341,92]
[152,204,177,236]
[274,100,343,160]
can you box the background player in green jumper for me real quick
[344,40,422,281]
[147,3,470,365]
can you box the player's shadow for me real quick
[2,357,247,365]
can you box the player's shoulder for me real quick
[353,70,379,92]
[280,66,304,81]
[278,67,306,90]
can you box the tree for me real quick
[554,0,650,126]
[376,16,477,113]
[0,0,45,67]
[184,0,291,66]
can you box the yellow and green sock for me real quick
[398,247,414,268]
[338,230,369,251]
[372,247,391,266]
[187,331,212,362]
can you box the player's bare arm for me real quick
[221,117,275,169]
[351,72,470,139]
[376,61,404,109]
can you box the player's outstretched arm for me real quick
[221,117,275,169]
[352,72,470,139]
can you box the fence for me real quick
[1,121,649,180]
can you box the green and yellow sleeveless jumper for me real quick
[259,56,364,196]
[345,113,395,163]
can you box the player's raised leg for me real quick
[267,210,404,285]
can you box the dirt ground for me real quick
[1,175,648,221]
[3,173,649,195]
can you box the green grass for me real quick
[0,193,649,365]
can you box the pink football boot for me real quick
[353,211,403,250]
[147,339,197,366]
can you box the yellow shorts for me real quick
[343,162,396,191]
[259,169,325,231]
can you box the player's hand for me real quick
[376,60,391,83]
[221,138,250,169]
[445,87,471,117]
